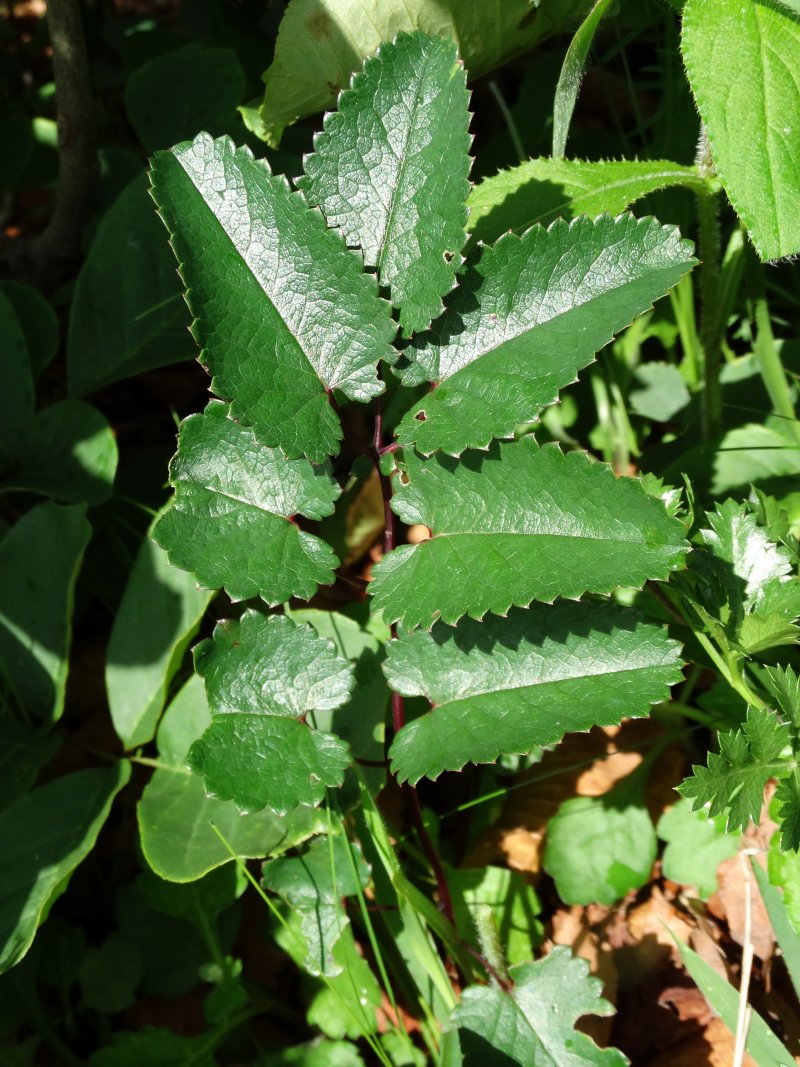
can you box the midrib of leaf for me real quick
[374,46,435,280]
[170,152,334,390]
[189,482,297,520]
[426,530,666,544]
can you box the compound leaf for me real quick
[153,402,340,605]
[188,612,354,814]
[150,133,396,461]
[680,706,792,836]
[138,677,323,882]
[467,157,705,244]
[370,438,688,628]
[385,602,682,784]
[396,214,696,455]
[262,831,370,976]
[447,946,627,1066]
[301,32,471,335]
[682,0,800,261]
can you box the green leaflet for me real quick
[0,762,130,973]
[680,706,794,843]
[107,511,214,751]
[370,438,688,628]
[656,797,740,899]
[0,502,91,722]
[152,402,340,605]
[397,214,696,456]
[257,0,593,147]
[682,0,800,261]
[467,157,706,244]
[385,602,683,784]
[447,947,627,1066]
[262,832,370,977]
[188,612,354,814]
[301,32,471,336]
[149,134,396,461]
[138,677,322,882]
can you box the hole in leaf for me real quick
[414,410,427,422]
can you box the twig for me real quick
[28,0,98,283]
[733,849,757,1067]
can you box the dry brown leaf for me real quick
[711,853,774,962]
[645,1015,758,1067]
[550,906,618,1046]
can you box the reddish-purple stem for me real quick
[372,396,456,928]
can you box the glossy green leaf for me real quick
[0,762,130,973]
[544,786,657,906]
[674,938,795,1067]
[680,706,793,840]
[67,175,193,395]
[0,502,91,722]
[188,612,354,813]
[0,719,60,814]
[467,157,705,244]
[125,44,246,153]
[107,511,214,750]
[656,797,740,898]
[552,0,617,158]
[0,288,34,470]
[385,603,683,784]
[448,947,627,1066]
[2,400,118,505]
[149,133,396,461]
[397,215,696,455]
[138,676,323,882]
[0,281,58,377]
[371,439,688,628]
[262,832,369,976]
[258,0,593,147]
[153,402,340,604]
[301,32,470,335]
[682,0,800,261]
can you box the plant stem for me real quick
[372,398,456,928]
[695,125,723,441]
[31,0,98,282]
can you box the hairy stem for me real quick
[695,125,723,441]
[372,397,456,928]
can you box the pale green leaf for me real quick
[301,32,470,335]
[397,215,696,456]
[258,0,593,148]
[153,402,340,604]
[448,947,627,1066]
[680,706,792,834]
[67,175,193,395]
[656,797,740,898]
[107,511,214,750]
[0,502,91,722]
[544,788,657,905]
[2,400,118,505]
[552,0,617,158]
[370,438,688,628]
[149,133,396,461]
[385,603,683,784]
[263,833,369,976]
[629,362,691,422]
[682,0,800,260]
[447,864,542,967]
[138,676,323,882]
[125,44,246,153]
[0,762,130,973]
[768,834,800,934]
[188,612,354,813]
[751,858,800,1000]
[260,1040,366,1067]
[675,938,795,1067]
[467,157,705,244]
